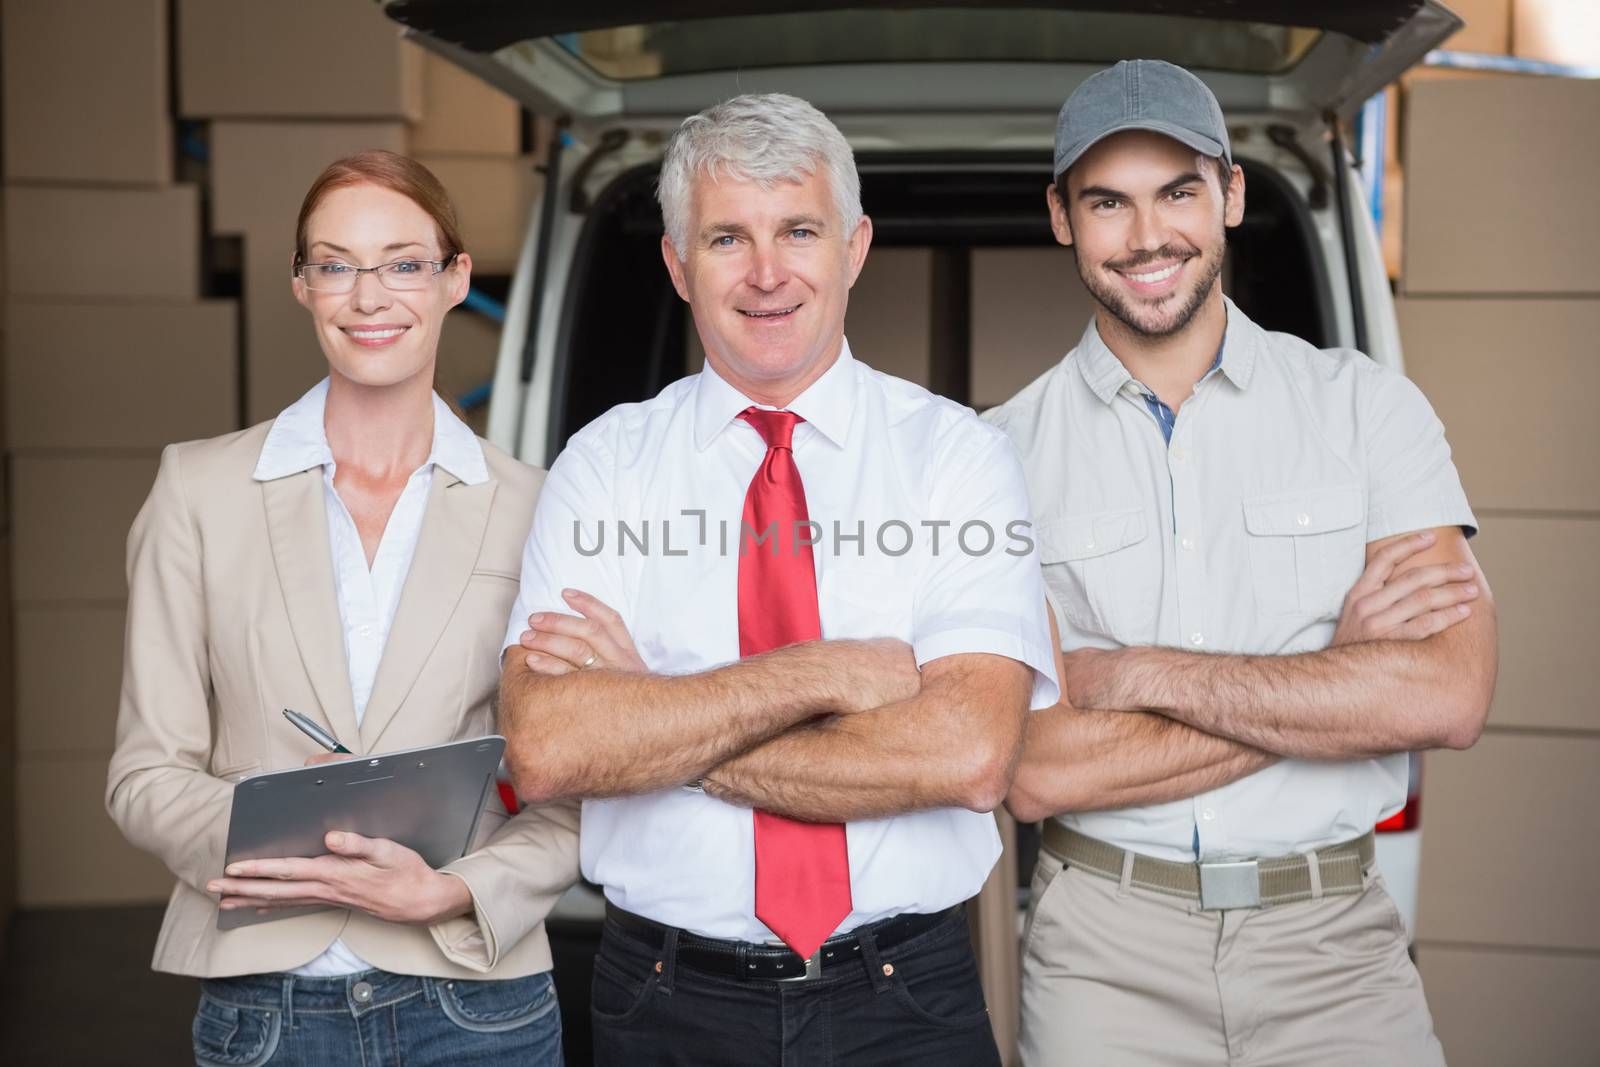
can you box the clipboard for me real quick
[218,735,507,930]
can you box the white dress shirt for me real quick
[505,340,1058,942]
[253,378,489,976]
[984,299,1476,862]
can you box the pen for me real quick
[282,708,352,754]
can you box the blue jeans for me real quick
[191,968,561,1066]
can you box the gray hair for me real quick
[657,93,861,259]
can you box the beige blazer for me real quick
[106,420,579,979]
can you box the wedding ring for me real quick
[581,653,598,669]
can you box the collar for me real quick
[1076,295,1257,404]
[691,337,858,451]
[253,377,488,486]
[1214,297,1257,390]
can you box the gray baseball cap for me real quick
[1053,59,1231,180]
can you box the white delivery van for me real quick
[380,0,1461,1039]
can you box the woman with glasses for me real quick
[107,150,576,1065]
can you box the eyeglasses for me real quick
[296,253,458,293]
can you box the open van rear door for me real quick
[381,0,1462,129]
[378,0,1459,460]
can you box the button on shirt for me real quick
[253,378,489,976]
[504,340,1059,942]
[983,300,1476,862]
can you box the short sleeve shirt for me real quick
[505,340,1059,939]
[983,299,1476,861]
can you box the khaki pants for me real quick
[1019,848,1447,1066]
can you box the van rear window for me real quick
[554,10,1320,81]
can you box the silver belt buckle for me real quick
[774,948,822,983]
[1198,860,1261,910]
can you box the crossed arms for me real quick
[499,594,1033,821]
[1005,527,1499,823]
[501,528,1494,825]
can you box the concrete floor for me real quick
[0,907,196,1066]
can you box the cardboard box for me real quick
[1438,0,1513,54]
[241,246,326,425]
[15,606,127,755]
[1469,516,1600,732]
[210,121,408,238]
[437,306,503,437]
[409,51,523,157]
[1395,67,1529,175]
[1417,732,1600,951]
[2,0,171,184]
[18,754,174,906]
[1403,77,1600,294]
[4,186,200,299]
[1512,0,1600,67]
[414,155,541,275]
[1398,298,1599,511]
[1381,165,1404,280]
[5,300,238,450]
[178,0,421,120]
[845,248,932,388]
[1419,945,1600,1067]
[11,455,160,603]
[1382,84,1400,175]
[969,248,1096,410]
[1395,61,1526,156]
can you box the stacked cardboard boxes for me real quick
[1511,0,1600,67]
[1,0,240,909]
[1398,75,1600,1066]
[0,0,541,915]
[183,0,531,423]
[2,0,172,185]
[1382,0,1512,279]
[177,0,423,121]
[1384,0,1600,280]
[408,51,540,428]
[184,0,416,422]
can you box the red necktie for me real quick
[737,407,852,959]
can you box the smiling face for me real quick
[292,181,471,390]
[1050,130,1244,340]
[661,166,871,405]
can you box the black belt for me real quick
[604,903,960,983]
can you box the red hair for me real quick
[293,150,465,266]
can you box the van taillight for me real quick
[498,779,521,815]
[1376,752,1423,833]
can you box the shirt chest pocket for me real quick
[1037,507,1160,642]
[1241,486,1366,618]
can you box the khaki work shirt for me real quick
[985,298,1476,862]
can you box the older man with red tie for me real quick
[496,93,1058,1066]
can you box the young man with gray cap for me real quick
[984,59,1498,1065]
